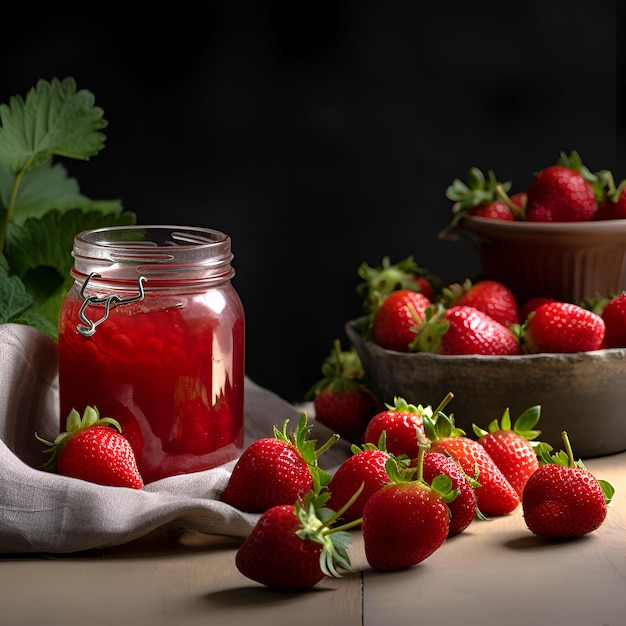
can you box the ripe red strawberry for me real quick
[423,410,520,516]
[422,451,480,536]
[418,304,520,355]
[522,432,615,538]
[600,292,626,348]
[522,300,605,353]
[326,443,396,523]
[306,339,381,442]
[371,289,432,351]
[363,396,433,457]
[472,406,549,498]
[235,491,355,590]
[443,278,520,327]
[469,199,515,220]
[357,255,441,308]
[361,448,455,570]
[36,405,143,489]
[221,414,334,513]
[525,151,598,222]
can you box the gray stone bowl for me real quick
[346,318,626,459]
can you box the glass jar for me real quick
[57,225,245,483]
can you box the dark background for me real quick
[2,1,623,403]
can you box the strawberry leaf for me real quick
[0,78,137,337]
[0,77,106,175]
[5,207,135,331]
[0,266,57,336]
[1,160,123,225]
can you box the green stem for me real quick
[495,183,525,220]
[561,431,576,468]
[0,168,24,252]
[315,433,340,459]
[432,391,454,418]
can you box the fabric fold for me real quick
[0,323,348,555]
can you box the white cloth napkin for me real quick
[0,323,350,555]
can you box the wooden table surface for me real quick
[2,449,624,626]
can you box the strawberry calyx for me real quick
[357,255,441,313]
[383,395,435,418]
[408,302,450,353]
[295,490,360,578]
[386,429,458,505]
[445,167,510,211]
[442,167,518,231]
[593,167,620,201]
[472,405,552,455]
[305,339,370,400]
[35,405,122,470]
[538,431,615,506]
[273,413,338,493]
[440,278,473,308]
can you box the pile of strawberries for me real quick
[444,150,626,223]
[222,402,614,590]
[307,256,626,445]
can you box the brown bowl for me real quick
[456,215,626,304]
[346,318,626,459]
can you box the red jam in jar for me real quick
[57,225,245,483]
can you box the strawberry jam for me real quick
[58,226,245,483]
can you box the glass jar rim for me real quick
[71,224,235,285]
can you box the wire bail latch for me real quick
[77,272,147,336]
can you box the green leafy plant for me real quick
[0,77,136,338]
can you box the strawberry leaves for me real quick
[0,77,136,335]
[0,77,107,175]
[472,405,548,452]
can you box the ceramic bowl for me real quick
[345,319,626,458]
[455,215,626,304]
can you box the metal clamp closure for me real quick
[77,272,147,336]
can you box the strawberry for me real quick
[525,151,598,222]
[519,296,556,322]
[357,255,441,309]
[522,432,615,538]
[472,405,550,498]
[361,442,456,570]
[442,278,520,327]
[362,396,435,458]
[509,191,528,213]
[593,175,626,220]
[221,414,335,513]
[305,339,381,442]
[35,405,143,489]
[468,200,515,220]
[326,443,397,523]
[371,289,432,352]
[422,451,480,536]
[235,491,355,590]
[443,167,523,228]
[600,292,626,348]
[416,304,520,355]
[522,300,605,353]
[423,409,520,517]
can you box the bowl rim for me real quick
[458,214,626,236]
